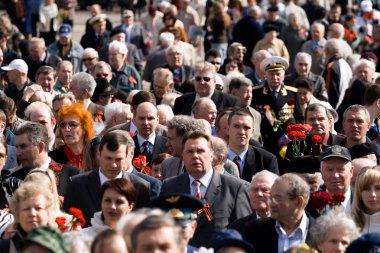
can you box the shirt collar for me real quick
[227,146,248,161]
[189,168,214,188]
[36,157,52,170]
[275,212,309,238]
[99,168,123,185]
[137,133,156,145]
[130,121,137,134]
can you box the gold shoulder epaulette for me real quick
[252,85,264,90]
[284,85,298,92]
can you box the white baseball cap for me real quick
[2,59,28,74]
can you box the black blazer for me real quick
[133,135,168,164]
[228,212,257,235]
[63,169,151,227]
[173,91,240,116]
[49,146,68,165]
[160,170,252,247]
[241,145,279,182]
[9,161,80,196]
[132,168,162,198]
[243,215,315,253]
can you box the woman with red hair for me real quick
[49,103,95,169]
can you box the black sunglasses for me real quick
[96,73,109,78]
[59,121,80,129]
[195,76,212,82]
[83,57,95,62]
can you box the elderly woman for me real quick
[49,103,95,169]
[352,166,380,233]
[310,210,360,253]
[82,48,99,74]
[81,178,136,237]
[353,58,376,83]
[0,182,56,251]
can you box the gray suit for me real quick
[160,170,252,247]
[63,169,151,227]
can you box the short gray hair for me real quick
[310,210,360,246]
[167,115,199,137]
[354,59,376,73]
[295,52,312,64]
[251,170,279,183]
[24,101,55,121]
[325,39,341,55]
[14,122,49,152]
[195,61,216,76]
[159,32,175,48]
[72,72,97,97]
[275,173,310,207]
[104,102,131,123]
[343,104,370,123]
[192,97,215,114]
[109,40,128,55]
[212,136,228,163]
[93,61,112,72]
[165,44,184,56]
[194,119,212,135]
[157,104,174,121]
[153,68,173,84]
[82,47,99,58]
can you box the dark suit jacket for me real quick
[9,161,80,196]
[161,64,195,94]
[241,145,279,182]
[132,168,161,198]
[173,91,240,116]
[132,135,168,164]
[161,157,184,180]
[160,170,252,247]
[228,212,257,235]
[115,24,147,55]
[243,215,315,253]
[284,72,328,102]
[63,169,151,227]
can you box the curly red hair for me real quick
[57,103,95,143]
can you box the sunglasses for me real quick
[83,57,95,62]
[96,73,109,78]
[195,76,212,82]
[59,121,80,129]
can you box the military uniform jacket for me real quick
[250,83,302,163]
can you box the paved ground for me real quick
[72,9,122,42]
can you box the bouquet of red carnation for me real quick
[309,192,345,215]
[133,155,151,175]
[69,207,86,230]
[286,124,311,156]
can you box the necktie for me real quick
[193,180,202,200]
[233,156,242,178]
[142,141,152,161]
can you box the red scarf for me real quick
[63,146,83,169]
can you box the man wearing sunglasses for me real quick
[173,62,239,116]
[82,48,99,74]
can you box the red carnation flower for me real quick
[311,135,322,144]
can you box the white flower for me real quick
[195,247,214,253]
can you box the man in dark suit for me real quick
[229,170,278,234]
[63,131,151,227]
[227,109,279,181]
[243,173,314,253]
[173,62,240,115]
[132,102,167,164]
[160,131,252,247]
[80,14,110,51]
[11,122,79,196]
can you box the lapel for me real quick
[204,170,222,208]
[86,170,102,208]
[242,146,255,181]
[152,135,161,158]
[133,136,142,157]
[177,173,191,194]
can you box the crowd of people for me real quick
[2,0,380,252]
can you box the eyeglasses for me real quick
[96,73,109,78]
[195,76,212,82]
[83,57,95,62]
[269,195,295,205]
[59,121,80,129]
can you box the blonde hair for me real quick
[24,169,61,215]
[352,167,380,229]
[11,182,56,228]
